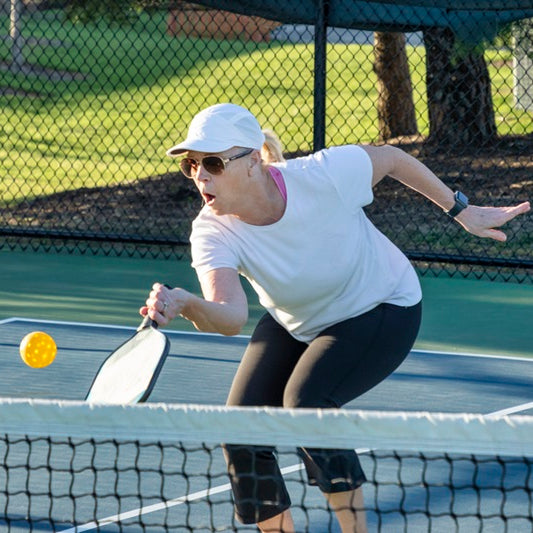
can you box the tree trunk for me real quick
[373,31,418,141]
[423,27,497,148]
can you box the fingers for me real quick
[502,201,531,222]
[139,303,167,324]
[491,202,530,232]
[515,201,531,213]
[482,228,507,242]
[139,283,173,325]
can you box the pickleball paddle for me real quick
[85,315,170,404]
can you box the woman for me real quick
[141,103,529,532]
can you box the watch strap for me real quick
[446,191,468,218]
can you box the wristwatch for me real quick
[445,191,469,218]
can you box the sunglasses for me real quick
[179,148,254,179]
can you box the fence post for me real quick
[10,0,24,72]
[313,0,329,152]
[513,19,533,111]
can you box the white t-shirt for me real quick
[190,145,422,342]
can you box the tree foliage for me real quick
[64,0,173,24]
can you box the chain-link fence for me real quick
[1,1,532,281]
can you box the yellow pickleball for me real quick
[19,331,57,368]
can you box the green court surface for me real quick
[1,249,531,359]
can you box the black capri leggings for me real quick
[224,301,422,524]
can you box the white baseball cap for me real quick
[166,103,265,157]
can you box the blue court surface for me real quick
[0,317,532,532]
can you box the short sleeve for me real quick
[190,213,240,278]
[319,145,374,211]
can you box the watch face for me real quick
[456,191,468,207]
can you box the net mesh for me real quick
[0,399,531,532]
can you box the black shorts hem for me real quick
[234,502,292,525]
[308,473,367,494]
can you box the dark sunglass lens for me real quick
[180,158,196,178]
[203,156,225,175]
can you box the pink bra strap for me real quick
[268,166,287,202]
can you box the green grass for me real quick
[1,9,531,205]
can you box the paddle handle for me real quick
[138,314,157,331]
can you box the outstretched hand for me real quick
[455,201,530,242]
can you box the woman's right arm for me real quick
[141,267,248,336]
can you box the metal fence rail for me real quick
[1,1,531,282]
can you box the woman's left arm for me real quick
[362,145,530,242]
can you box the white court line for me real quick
[59,463,306,532]
[3,318,532,361]
[485,401,533,418]
[2,316,138,332]
[2,317,248,337]
[411,347,533,363]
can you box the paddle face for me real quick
[85,316,170,404]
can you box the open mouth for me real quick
[203,193,215,205]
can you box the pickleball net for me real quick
[0,398,531,532]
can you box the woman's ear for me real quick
[248,150,262,176]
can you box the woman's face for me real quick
[184,148,254,216]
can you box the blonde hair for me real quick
[261,129,285,163]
